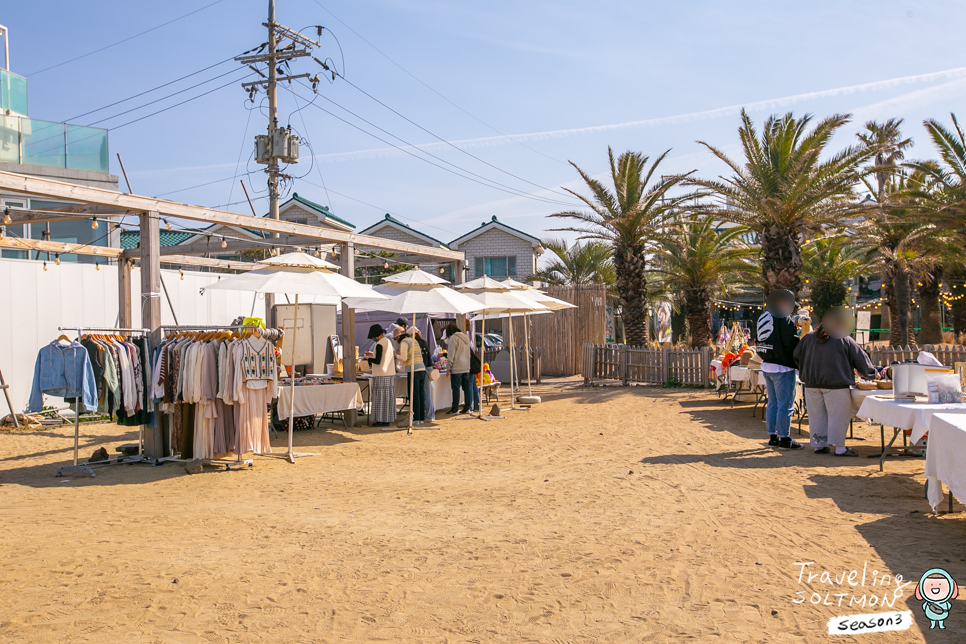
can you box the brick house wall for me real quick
[455,228,538,280]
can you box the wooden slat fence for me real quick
[865,344,966,367]
[528,284,607,377]
[582,343,712,387]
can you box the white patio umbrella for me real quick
[344,268,484,433]
[456,276,548,413]
[499,279,577,403]
[204,252,387,462]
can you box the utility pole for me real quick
[236,0,323,323]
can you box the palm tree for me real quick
[855,172,936,346]
[529,238,615,287]
[654,217,755,347]
[856,119,913,199]
[800,236,869,321]
[551,147,694,344]
[691,110,875,298]
[909,114,966,337]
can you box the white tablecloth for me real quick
[277,382,363,420]
[854,396,966,443]
[925,414,966,510]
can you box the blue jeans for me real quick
[470,378,480,411]
[450,372,471,410]
[762,370,796,438]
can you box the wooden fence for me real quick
[865,344,966,367]
[528,284,607,377]
[581,343,712,387]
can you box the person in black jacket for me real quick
[756,289,802,449]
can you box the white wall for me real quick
[0,257,267,414]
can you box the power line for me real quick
[64,54,244,122]
[85,67,250,127]
[27,0,228,76]
[310,0,568,167]
[285,83,576,207]
[332,72,580,203]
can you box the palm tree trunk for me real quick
[918,265,944,345]
[893,267,914,347]
[614,242,649,345]
[761,226,803,297]
[685,288,712,348]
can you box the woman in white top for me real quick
[364,324,396,427]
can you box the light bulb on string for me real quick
[165,219,172,231]
[3,207,10,225]
[54,254,61,266]
[91,217,98,230]
[221,237,227,249]
[95,262,100,271]
[383,260,389,269]
[43,261,47,271]
[179,269,184,281]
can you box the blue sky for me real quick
[6,0,966,247]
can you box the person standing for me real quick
[397,328,427,424]
[794,307,878,456]
[445,322,472,414]
[364,324,395,427]
[756,289,802,450]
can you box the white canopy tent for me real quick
[204,252,387,461]
[344,268,483,433]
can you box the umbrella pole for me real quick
[508,315,517,410]
[525,313,533,397]
[408,312,416,434]
[287,294,298,463]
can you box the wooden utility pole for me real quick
[118,258,132,328]
[340,241,357,426]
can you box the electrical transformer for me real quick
[255,128,299,164]
[254,134,271,164]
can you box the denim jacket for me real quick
[28,341,98,413]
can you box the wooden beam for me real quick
[156,255,256,272]
[118,259,132,329]
[140,211,163,459]
[0,170,464,261]
[4,203,133,225]
[0,236,122,258]
[123,234,336,258]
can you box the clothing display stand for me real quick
[159,324,269,470]
[54,326,150,478]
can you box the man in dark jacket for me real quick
[756,289,802,449]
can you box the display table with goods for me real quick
[277,379,363,423]
[854,395,966,471]
[924,413,966,512]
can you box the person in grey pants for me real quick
[793,307,878,455]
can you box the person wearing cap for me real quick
[756,289,803,449]
[364,324,395,427]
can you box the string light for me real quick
[3,207,10,225]
[314,248,320,257]
[383,260,389,269]
[221,237,227,249]
[95,262,100,271]
[165,219,172,231]
[43,261,47,271]
[179,269,184,281]
[91,217,98,230]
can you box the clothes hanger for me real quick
[56,334,72,344]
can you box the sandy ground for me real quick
[1,379,965,643]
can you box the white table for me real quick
[855,396,966,471]
[925,414,966,512]
[277,382,364,420]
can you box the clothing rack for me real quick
[157,324,270,470]
[55,326,150,478]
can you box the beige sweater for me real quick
[447,331,471,374]
[371,337,395,377]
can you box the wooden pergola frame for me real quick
[0,169,466,454]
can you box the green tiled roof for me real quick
[119,230,195,249]
[288,193,354,229]
[449,215,541,246]
[360,213,449,248]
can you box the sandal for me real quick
[833,448,858,457]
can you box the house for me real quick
[449,215,544,281]
[0,42,119,263]
[358,213,454,281]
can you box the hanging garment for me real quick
[28,340,98,413]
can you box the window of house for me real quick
[474,256,516,278]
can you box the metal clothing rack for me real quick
[55,326,150,478]
[157,324,272,470]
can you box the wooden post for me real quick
[453,260,466,330]
[140,211,163,458]
[661,346,671,384]
[340,241,358,426]
[620,344,629,386]
[118,258,132,329]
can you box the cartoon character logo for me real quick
[915,568,958,629]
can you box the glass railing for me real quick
[0,69,28,115]
[0,113,109,173]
